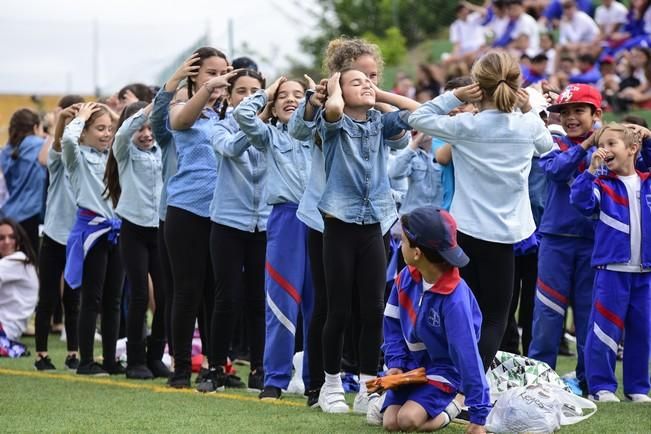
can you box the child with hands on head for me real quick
[380,206,490,434]
[570,123,651,403]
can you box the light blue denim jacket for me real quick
[209,112,271,232]
[62,118,114,218]
[316,109,409,231]
[388,146,444,215]
[288,96,325,232]
[166,106,219,218]
[409,91,553,243]
[150,88,177,222]
[112,109,162,227]
[43,148,76,245]
[233,91,311,205]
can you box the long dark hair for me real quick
[103,101,148,208]
[118,83,154,103]
[187,47,229,99]
[8,108,40,160]
[269,79,307,126]
[219,69,266,120]
[0,217,36,264]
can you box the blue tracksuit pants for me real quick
[529,235,594,383]
[585,269,651,395]
[263,203,314,390]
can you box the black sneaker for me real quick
[248,368,264,391]
[148,360,171,378]
[34,355,56,371]
[225,373,246,388]
[167,372,191,389]
[126,364,154,380]
[196,368,226,393]
[77,361,109,376]
[64,354,80,371]
[259,386,282,400]
[103,361,126,375]
[306,388,320,408]
[195,367,210,384]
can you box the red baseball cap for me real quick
[547,83,602,113]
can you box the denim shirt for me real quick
[113,109,162,227]
[166,106,218,218]
[209,112,271,232]
[233,90,311,205]
[409,91,554,243]
[43,148,76,245]
[0,135,46,222]
[289,97,325,232]
[61,118,114,218]
[388,145,444,215]
[150,88,177,222]
[316,109,409,231]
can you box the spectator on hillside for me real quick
[607,0,651,54]
[507,0,541,57]
[449,2,487,64]
[541,0,595,28]
[558,0,601,54]
[540,32,557,75]
[415,64,441,99]
[595,0,629,35]
[523,53,549,84]
[570,54,602,85]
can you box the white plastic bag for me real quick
[485,383,597,433]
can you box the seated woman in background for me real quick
[0,218,38,341]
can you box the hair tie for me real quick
[497,79,507,85]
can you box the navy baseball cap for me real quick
[403,207,469,267]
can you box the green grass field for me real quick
[1,336,650,433]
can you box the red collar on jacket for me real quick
[602,169,650,182]
[408,265,461,295]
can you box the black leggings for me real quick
[78,235,124,366]
[35,234,80,353]
[19,214,40,258]
[158,219,174,356]
[501,251,537,356]
[306,229,327,390]
[457,232,515,371]
[165,206,214,378]
[322,219,386,376]
[210,223,266,370]
[119,219,165,364]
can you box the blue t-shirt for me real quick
[431,137,454,211]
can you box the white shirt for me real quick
[607,174,648,272]
[513,13,541,57]
[450,12,486,53]
[559,11,601,44]
[0,251,38,340]
[595,2,628,31]
[488,15,510,43]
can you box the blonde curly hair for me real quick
[323,37,384,77]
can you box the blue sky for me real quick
[0,0,314,94]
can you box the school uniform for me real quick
[34,148,79,354]
[150,87,177,356]
[112,109,165,370]
[233,90,314,391]
[382,266,491,425]
[388,145,444,215]
[315,107,409,377]
[529,134,595,386]
[570,169,651,396]
[61,118,124,371]
[208,110,270,374]
[165,106,219,383]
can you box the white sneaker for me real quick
[625,393,651,403]
[589,390,620,402]
[285,352,305,395]
[318,383,349,413]
[366,393,385,426]
[353,390,369,414]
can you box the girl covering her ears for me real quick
[232,75,313,400]
[165,46,233,388]
[104,101,168,379]
[197,69,270,393]
[313,69,418,414]
[62,101,125,376]
[34,100,83,372]
[408,50,554,371]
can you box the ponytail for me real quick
[8,108,40,160]
[471,51,521,113]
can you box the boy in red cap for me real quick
[529,83,602,395]
[380,206,490,433]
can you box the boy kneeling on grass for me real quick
[381,206,491,433]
